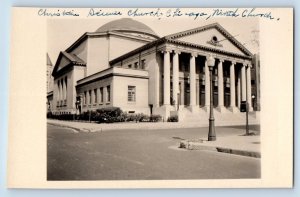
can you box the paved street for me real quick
[47,124,260,180]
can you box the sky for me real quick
[47,17,259,65]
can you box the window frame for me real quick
[127,85,136,103]
[106,85,111,103]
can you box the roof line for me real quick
[110,35,252,65]
[109,37,166,65]
[165,22,252,57]
[165,22,219,39]
[109,23,253,65]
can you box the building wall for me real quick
[87,36,110,76]
[53,72,71,113]
[112,75,149,114]
[109,35,149,60]
[84,34,151,77]
[111,46,159,111]
[76,77,113,112]
[71,66,86,110]
[71,39,88,62]
[53,66,85,114]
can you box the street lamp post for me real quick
[245,64,250,135]
[207,55,216,141]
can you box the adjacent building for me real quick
[48,18,259,120]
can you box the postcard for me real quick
[8,7,293,188]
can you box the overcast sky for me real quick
[47,17,259,65]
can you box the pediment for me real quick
[57,56,71,71]
[52,52,72,77]
[167,23,252,57]
[52,52,86,78]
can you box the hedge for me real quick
[167,115,179,122]
[47,107,163,123]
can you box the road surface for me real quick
[47,124,260,180]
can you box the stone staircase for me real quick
[177,107,260,126]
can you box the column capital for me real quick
[190,52,198,57]
[228,59,236,65]
[218,58,225,63]
[173,49,181,54]
[160,48,172,53]
[242,61,251,68]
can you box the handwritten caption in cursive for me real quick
[37,8,280,21]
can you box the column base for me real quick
[188,105,199,113]
[202,105,210,112]
[159,105,174,121]
[216,106,228,113]
[248,106,254,112]
[229,106,240,113]
[178,105,185,111]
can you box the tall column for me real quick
[217,59,225,112]
[246,64,253,111]
[229,61,238,112]
[172,50,180,107]
[97,88,100,104]
[86,91,89,105]
[163,50,171,106]
[237,71,241,109]
[189,53,197,110]
[241,63,246,101]
[204,56,210,111]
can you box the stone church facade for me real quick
[49,18,259,121]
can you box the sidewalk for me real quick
[179,134,261,158]
[47,119,259,132]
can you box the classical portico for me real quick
[158,45,253,118]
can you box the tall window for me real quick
[128,86,136,102]
[107,85,111,102]
[84,91,87,105]
[141,59,146,69]
[94,89,97,103]
[89,90,92,104]
[134,62,139,69]
[100,87,103,103]
[57,81,60,101]
[65,77,68,102]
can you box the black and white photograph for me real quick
[7,7,293,189]
[46,16,261,180]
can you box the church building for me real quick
[49,18,259,121]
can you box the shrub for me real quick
[47,108,164,123]
[47,112,76,121]
[150,114,162,122]
[167,115,179,122]
[139,114,150,122]
[47,112,53,119]
[96,107,123,123]
[125,113,137,122]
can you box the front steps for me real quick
[174,107,260,126]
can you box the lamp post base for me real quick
[208,118,216,141]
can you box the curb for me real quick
[47,122,92,133]
[216,147,261,158]
[179,140,260,158]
